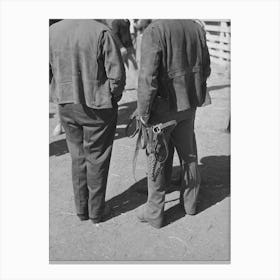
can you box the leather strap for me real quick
[126,113,177,181]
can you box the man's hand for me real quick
[139,115,149,126]
[120,47,128,60]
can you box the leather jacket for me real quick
[49,19,126,109]
[137,19,211,123]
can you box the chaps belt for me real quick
[126,113,177,180]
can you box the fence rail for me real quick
[203,20,231,66]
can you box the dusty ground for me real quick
[49,63,230,262]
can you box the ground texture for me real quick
[49,63,230,262]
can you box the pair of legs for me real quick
[138,109,200,228]
[59,103,117,222]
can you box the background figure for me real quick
[49,19,125,223]
[105,19,138,90]
[129,19,139,46]
[137,19,211,228]
[135,19,152,34]
[105,19,136,67]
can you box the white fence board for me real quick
[205,24,230,33]
[207,41,231,51]
[209,49,231,60]
[204,19,230,23]
[206,33,230,44]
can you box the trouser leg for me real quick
[172,112,201,215]
[59,104,88,215]
[143,133,173,227]
[181,158,200,214]
[82,107,117,221]
[182,131,200,214]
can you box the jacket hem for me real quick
[57,101,114,110]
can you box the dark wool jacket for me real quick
[105,19,133,50]
[137,19,211,123]
[49,19,126,109]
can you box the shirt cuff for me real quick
[140,114,150,124]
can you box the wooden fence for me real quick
[202,20,231,66]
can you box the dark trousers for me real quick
[145,109,200,226]
[59,103,117,221]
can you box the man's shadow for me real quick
[208,84,230,92]
[103,177,147,221]
[164,155,230,226]
[104,155,230,226]
[49,139,68,157]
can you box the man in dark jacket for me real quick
[137,19,211,228]
[105,19,134,58]
[49,19,125,224]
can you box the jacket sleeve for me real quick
[118,20,133,49]
[49,43,56,103]
[100,30,126,103]
[137,26,161,122]
[200,28,211,107]
[201,29,211,80]
[111,20,125,49]
[195,20,211,80]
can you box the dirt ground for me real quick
[49,63,230,262]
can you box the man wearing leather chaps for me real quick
[137,19,211,228]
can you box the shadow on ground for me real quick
[208,84,230,92]
[197,155,230,212]
[115,100,137,140]
[103,177,147,222]
[49,139,68,157]
[103,155,230,227]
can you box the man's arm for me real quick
[110,19,129,58]
[194,20,211,80]
[110,20,123,47]
[137,26,161,124]
[200,26,211,106]
[100,30,126,103]
[201,28,211,80]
